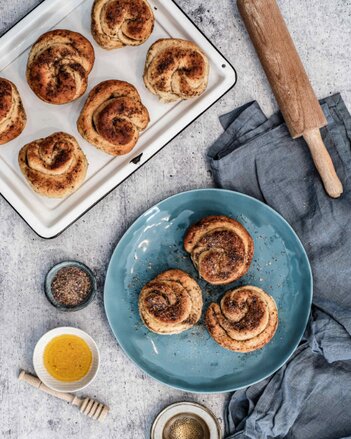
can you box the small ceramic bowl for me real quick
[151,402,221,439]
[33,327,100,392]
[44,260,96,311]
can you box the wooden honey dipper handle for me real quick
[237,0,343,198]
[19,370,79,403]
[19,370,109,422]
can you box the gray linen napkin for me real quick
[208,94,351,439]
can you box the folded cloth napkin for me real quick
[208,93,351,439]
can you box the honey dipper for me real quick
[19,370,109,422]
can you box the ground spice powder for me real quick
[51,266,92,307]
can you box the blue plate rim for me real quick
[104,188,313,393]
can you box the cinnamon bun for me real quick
[138,269,203,335]
[26,30,95,104]
[77,80,149,155]
[143,38,209,103]
[18,132,88,198]
[206,286,278,352]
[91,0,154,49]
[184,215,254,285]
[0,78,26,145]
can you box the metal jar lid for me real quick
[151,401,222,439]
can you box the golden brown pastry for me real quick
[26,29,95,104]
[91,0,154,49]
[138,269,203,335]
[143,38,209,103]
[18,132,88,198]
[0,78,26,145]
[184,215,254,285]
[206,286,278,352]
[77,80,149,156]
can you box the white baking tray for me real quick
[0,0,236,238]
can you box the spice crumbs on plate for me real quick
[51,266,92,307]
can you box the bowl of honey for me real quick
[33,327,100,392]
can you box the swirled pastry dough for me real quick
[26,30,95,104]
[0,78,26,145]
[184,215,254,285]
[91,0,154,49]
[143,38,209,103]
[18,132,88,198]
[206,286,278,352]
[77,80,149,155]
[139,269,203,335]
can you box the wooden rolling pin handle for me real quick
[303,129,343,198]
[19,370,77,404]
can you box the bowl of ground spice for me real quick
[45,261,96,311]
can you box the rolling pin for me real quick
[19,370,109,422]
[237,0,343,198]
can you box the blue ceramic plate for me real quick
[104,189,312,393]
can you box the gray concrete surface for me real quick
[0,0,350,438]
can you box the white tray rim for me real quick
[0,0,237,239]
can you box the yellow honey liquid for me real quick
[44,334,92,382]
